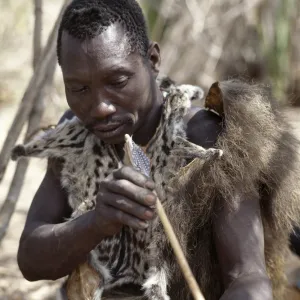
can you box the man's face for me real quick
[60,23,158,144]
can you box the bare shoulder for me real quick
[184,107,223,148]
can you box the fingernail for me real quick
[145,194,156,205]
[145,181,155,190]
[144,210,154,218]
[139,221,148,229]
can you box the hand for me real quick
[92,166,157,236]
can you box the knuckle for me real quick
[96,188,105,197]
[138,190,148,202]
[115,210,125,223]
[100,180,116,192]
[99,180,108,189]
[114,166,130,178]
[121,166,132,173]
[137,174,148,185]
[139,207,148,218]
[116,197,132,209]
[96,191,107,205]
[115,179,128,190]
[113,168,121,177]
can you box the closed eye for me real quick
[71,86,89,94]
[109,76,130,89]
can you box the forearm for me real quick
[18,210,103,281]
[220,273,273,300]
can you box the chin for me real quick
[92,123,133,144]
[99,134,126,145]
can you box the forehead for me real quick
[60,23,138,75]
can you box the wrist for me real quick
[86,210,106,241]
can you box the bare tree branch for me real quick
[205,0,265,29]
[0,0,71,184]
[0,60,56,243]
[0,0,60,243]
[33,0,43,69]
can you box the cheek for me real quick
[65,90,91,120]
[126,70,152,111]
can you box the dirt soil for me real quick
[0,105,300,300]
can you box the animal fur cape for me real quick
[58,79,300,300]
[13,78,300,300]
[165,80,300,300]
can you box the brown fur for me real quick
[67,263,145,300]
[161,80,300,300]
[67,263,102,300]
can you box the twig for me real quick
[33,0,43,69]
[0,0,71,183]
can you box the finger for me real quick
[104,192,155,221]
[105,205,149,230]
[113,166,155,190]
[103,179,157,207]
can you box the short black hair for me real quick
[57,0,150,65]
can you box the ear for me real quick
[205,82,224,116]
[147,42,161,77]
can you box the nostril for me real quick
[90,101,116,119]
[11,145,26,161]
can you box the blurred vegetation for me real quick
[0,0,300,110]
[140,0,300,105]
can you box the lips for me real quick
[92,122,128,141]
[93,123,123,132]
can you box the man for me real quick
[16,0,300,299]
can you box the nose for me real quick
[90,99,116,120]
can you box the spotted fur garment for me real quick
[12,79,222,300]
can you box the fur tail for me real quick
[11,117,88,161]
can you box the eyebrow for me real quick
[104,65,133,74]
[63,62,136,83]
[64,76,90,84]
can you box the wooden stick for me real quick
[124,134,205,300]
[0,0,71,183]
[156,199,205,300]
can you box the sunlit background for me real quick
[0,1,299,299]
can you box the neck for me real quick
[133,84,164,146]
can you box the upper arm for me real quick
[186,108,270,295]
[23,163,71,229]
[213,190,267,288]
[185,108,223,148]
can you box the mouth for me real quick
[92,122,129,139]
[93,123,124,132]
